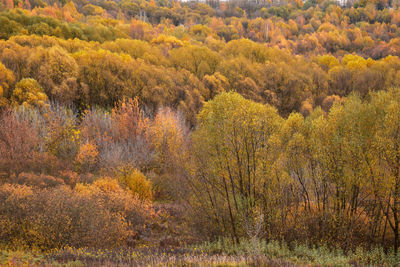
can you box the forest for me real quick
[1,0,400,265]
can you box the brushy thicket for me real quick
[0,99,186,252]
[0,178,156,250]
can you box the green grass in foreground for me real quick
[1,240,400,266]
[193,238,400,266]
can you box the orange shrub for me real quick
[0,180,156,250]
[116,169,153,201]
[75,141,99,173]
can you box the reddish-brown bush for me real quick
[0,109,41,176]
[8,172,65,188]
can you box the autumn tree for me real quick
[190,92,282,242]
[11,78,48,109]
[371,88,400,252]
[169,45,220,78]
[27,46,79,105]
[0,62,15,106]
[150,107,189,200]
[0,109,40,176]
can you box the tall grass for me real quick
[2,239,400,266]
[192,238,400,266]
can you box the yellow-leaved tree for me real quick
[0,62,15,106]
[371,88,400,253]
[150,107,189,200]
[11,78,48,109]
[190,92,283,242]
